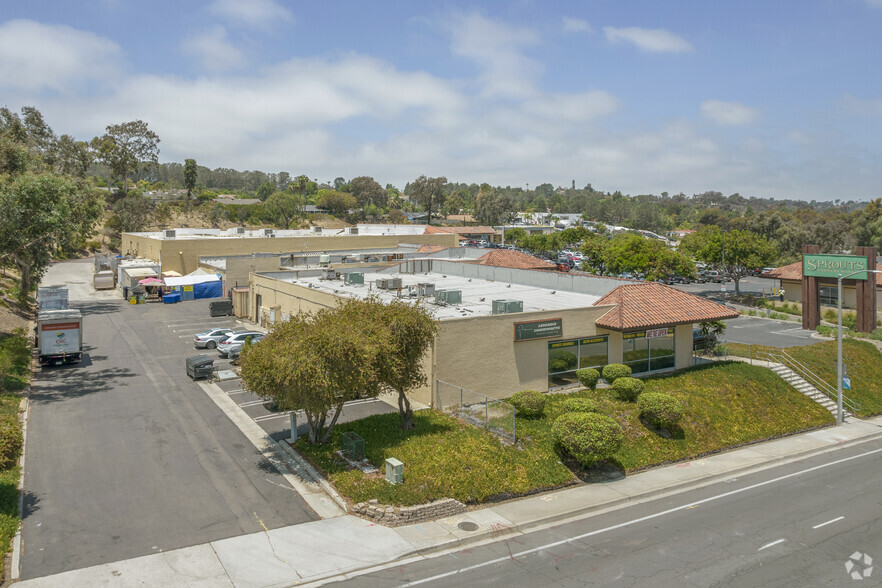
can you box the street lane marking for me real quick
[813,516,845,529]
[399,445,882,587]
[758,539,786,551]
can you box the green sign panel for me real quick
[803,254,868,280]
[515,318,563,342]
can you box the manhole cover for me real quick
[457,521,479,532]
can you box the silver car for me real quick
[193,328,235,349]
[217,331,264,358]
[227,334,265,360]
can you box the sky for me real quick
[2,0,881,201]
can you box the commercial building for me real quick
[248,258,737,405]
[121,225,459,275]
[763,259,882,308]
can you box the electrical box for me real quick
[344,272,364,285]
[319,254,331,266]
[385,457,404,484]
[320,268,336,280]
[162,229,176,238]
[492,299,523,314]
[389,277,403,290]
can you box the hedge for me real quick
[551,412,623,466]
[575,368,600,390]
[637,392,684,429]
[0,420,22,470]
[612,377,644,401]
[510,390,546,418]
[602,363,631,384]
[560,398,598,413]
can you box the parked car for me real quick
[227,334,265,360]
[693,328,718,351]
[217,331,264,358]
[193,328,235,349]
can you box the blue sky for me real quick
[2,0,881,201]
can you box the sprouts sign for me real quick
[803,254,868,280]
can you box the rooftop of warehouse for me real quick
[125,224,450,240]
[271,271,605,320]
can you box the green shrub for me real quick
[602,363,631,384]
[612,377,644,401]
[510,390,546,418]
[575,368,600,390]
[843,313,857,330]
[84,240,102,251]
[638,393,684,428]
[552,412,623,466]
[823,309,837,323]
[0,420,22,470]
[560,398,598,413]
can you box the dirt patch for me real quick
[0,272,33,335]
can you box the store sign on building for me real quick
[514,318,563,341]
[803,254,868,280]
[645,328,669,339]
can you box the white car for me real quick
[228,334,265,359]
[217,331,263,358]
[193,328,234,349]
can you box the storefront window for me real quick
[624,329,675,374]
[819,286,838,306]
[548,336,609,388]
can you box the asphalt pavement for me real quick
[340,436,882,587]
[724,315,821,348]
[22,261,318,579]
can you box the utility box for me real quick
[344,272,364,285]
[319,254,331,266]
[389,277,403,290]
[492,299,523,314]
[435,289,462,305]
[385,457,404,484]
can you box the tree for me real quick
[475,185,513,225]
[315,190,356,216]
[408,175,446,225]
[264,191,303,229]
[239,299,386,444]
[256,181,275,202]
[92,120,160,194]
[333,177,348,190]
[504,227,527,246]
[184,159,198,202]
[387,208,406,224]
[109,192,153,233]
[361,299,439,429]
[697,320,726,356]
[349,176,387,211]
[602,233,694,280]
[679,227,777,295]
[276,171,291,191]
[579,234,609,274]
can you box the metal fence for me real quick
[435,380,516,443]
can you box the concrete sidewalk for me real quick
[17,414,882,587]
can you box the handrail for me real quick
[755,347,861,415]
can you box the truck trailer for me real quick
[36,309,83,366]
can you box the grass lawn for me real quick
[298,362,834,507]
[727,339,882,417]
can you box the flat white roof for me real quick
[280,271,602,320]
[126,224,434,240]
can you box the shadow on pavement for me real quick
[71,301,124,316]
[31,363,137,404]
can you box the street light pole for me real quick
[836,268,882,424]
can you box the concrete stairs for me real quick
[768,363,845,417]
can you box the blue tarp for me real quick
[193,281,223,299]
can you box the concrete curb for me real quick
[274,439,348,513]
[10,395,29,582]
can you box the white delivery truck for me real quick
[37,286,69,310]
[36,309,83,366]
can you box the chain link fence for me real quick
[435,380,516,443]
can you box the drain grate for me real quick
[457,521,479,532]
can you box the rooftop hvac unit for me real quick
[346,227,359,235]
[492,299,523,314]
[260,228,274,236]
[162,229,176,239]
[320,268,336,280]
[417,283,435,297]
[235,227,245,234]
[311,226,323,234]
[389,277,403,290]
[435,289,462,305]
[376,278,390,289]
[344,272,364,285]
[319,254,331,266]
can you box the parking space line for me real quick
[228,390,250,396]
[239,399,267,408]
[254,413,291,422]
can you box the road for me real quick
[22,260,317,579]
[724,315,819,348]
[338,437,882,587]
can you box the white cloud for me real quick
[447,12,541,98]
[603,26,692,53]
[700,100,758,125]
[0,19,123,92]
[562,17,592,34]
[208,0,293,29]
[523,91,618,122]
[181,26,246,72]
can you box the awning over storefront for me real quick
[593,282,740,331]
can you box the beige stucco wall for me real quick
[122,232,459,275]
[249,273,340,324]
[674,324,694,369]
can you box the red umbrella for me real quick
[138,277,163,285]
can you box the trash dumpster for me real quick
[209,300,233,317]
[186,355,215,379]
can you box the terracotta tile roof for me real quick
[424,225,496,235]
[594,282,739,331]
[472,249,556,270]
[417,245,447,254]
[423,225,465,240]
[764,261,882,286]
